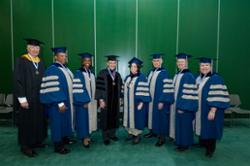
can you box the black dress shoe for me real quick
[83,144,90,148]
[21,148,35,157]
[206,153,213,158]
[104,140,110,145]
[110,136,119,141]
[205,151,214,158]
[33,143,49,148]
[63,137,77,145]
[32,150,38,156]
[193,143,204,148]
[133,136,141,144]
[125,134,134,141]
[155,140,165,147]
[175,146,188,152]
[169,137,174,142]
[144,132,156,138]
[69,139,77,145]
[54,147,70,154]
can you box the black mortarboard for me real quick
[105,55,119,61]
[24,38,44,46]
[176,53,192,59]
[78,52,93,59]
[128,57,143,65]
[51,47,67,54]
[197,57,216,64]
[151,53,164,59]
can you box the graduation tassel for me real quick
[211,59,214,74]
[185,55,188,69]
[65,49,69,65]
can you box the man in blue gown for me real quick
[144,53,174,146]
[169,53,198,152]
[40,47,75,154]
[195,57,230,157]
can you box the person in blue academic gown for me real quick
[73,52,97,148]
[195,57,230,158]
[144,53,174,146]
[40,47,75,154]
[123,57,151,144]
[169,53,198,152]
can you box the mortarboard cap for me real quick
[176,53,192,59]
[78,52,93,59]
[128,57,143,65]
[105,55,119,61]
[151,53,164,59]
[52,47,67,54]
[197,57,215,64]
[24,38,44,46]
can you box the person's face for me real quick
[107,60,117,70]
[152,58,162,68]
[200,63,211,75]
[55,53,67,64]
[82,58,92,69]
[130,63,138,74]
[27,45,40,57]
[177,59,187,70]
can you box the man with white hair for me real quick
[14,38,47,157]
[170,53,198,152]
[144,53,174,146]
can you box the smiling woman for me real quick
[123,57,151,144]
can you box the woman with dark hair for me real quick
[123,57,151,144]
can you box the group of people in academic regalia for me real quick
[13,38,230,159]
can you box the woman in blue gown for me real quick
[123,57,151,144]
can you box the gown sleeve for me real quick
[207,75,230,110]
[73,70,90,105]
[13,58,26,98]
[95,70,106,101]
[158,70,174,104]
[135,75,151,103]
[176,73,198,112]
[40,66,67,105]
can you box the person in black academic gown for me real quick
[13,38,47,157]
[95,55,123,145]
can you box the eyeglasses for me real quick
[29,46,40,50]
